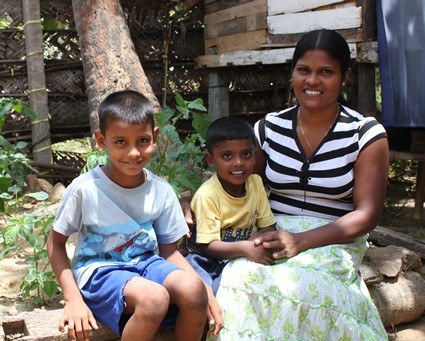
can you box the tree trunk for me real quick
[71,0,161,134]
[22,0,52,164]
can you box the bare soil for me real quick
[1,181,424,340]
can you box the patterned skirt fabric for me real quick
[213,216,388,341]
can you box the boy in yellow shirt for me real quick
[186,116,276,294]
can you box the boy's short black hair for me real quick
[205,116,256,153]
[98,90,155,134]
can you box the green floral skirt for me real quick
[213,216,387,341]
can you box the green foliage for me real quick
[148,93,212,197]
[80,149,110,174]
[0,16,12,29]
[0,97,59,306]
[0,98,38,213]
[0,211,60,306]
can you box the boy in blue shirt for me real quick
[47,90,212,340]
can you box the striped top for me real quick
[254,105,388,220]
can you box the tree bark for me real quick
[22,0,52,164]
[71,0,161,134]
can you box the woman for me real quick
[212,29,389,340]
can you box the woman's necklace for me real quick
[298,106,339,152]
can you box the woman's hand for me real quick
[254,230,303,259]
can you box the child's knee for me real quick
[180,274,208,309]
[126,278,170,318]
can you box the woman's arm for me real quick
[256,138,389,258]
[47,230,98,340]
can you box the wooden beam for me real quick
[23,0,52,165]
[267,6,362,35]
[196,42,374,68]
[205,29,267,54]
[208,69,229,120]
[182,0,199,11]
[268,0,345,16]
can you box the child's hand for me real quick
[244,241,275,265]
[180,196,195,227]
[60,300,99,341]
[205,286,224,336]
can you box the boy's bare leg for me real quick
[163,270,208,341]
[121,277,170,341]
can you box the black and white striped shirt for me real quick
[254,105,388,220]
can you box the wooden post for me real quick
[208,69,229,121]
[22,0,52,164]
[414,161,425,220]
[356,0,377,117]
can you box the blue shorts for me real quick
[185,253,229,295]
[80,253,181,335]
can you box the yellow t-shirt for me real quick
[191,173,276,244]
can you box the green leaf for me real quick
[26,191,49,201]
[187,98,207,112]
[15,141,29,150]
[2,224,20,244]
[192,112,212,139]
[175,105,190,120]
[43,278,60,299]
[174,93,186,107]
[0,101,13,116]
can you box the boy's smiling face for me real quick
[94,119,158,188]
[207,138,256,197]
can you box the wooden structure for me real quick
[196,0,378,120]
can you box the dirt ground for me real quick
[1,181,424,340]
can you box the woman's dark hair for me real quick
[292,29,351,75]
[98,90,155,134]
[205,116,256,153]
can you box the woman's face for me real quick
[292,48,344,113]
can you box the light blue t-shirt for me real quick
[53,166,189,288]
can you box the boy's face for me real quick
[94,119,158,188]
[207,139,256,196]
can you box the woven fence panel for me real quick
[228,64,293,118]
[0,30,25,60]
[46,66,85,96]
[48,96,89,128]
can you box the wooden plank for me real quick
[266,28,363,47]
[204,0,259,15]
[205,0,266,26]
[268,0,345,15]
[389,151,425,162]
[205,13,267,39]
[205,29,267,55]
[267,7,362,35]
[196,48,295,68]
[357,41,378,63]
[196,42,371,69]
